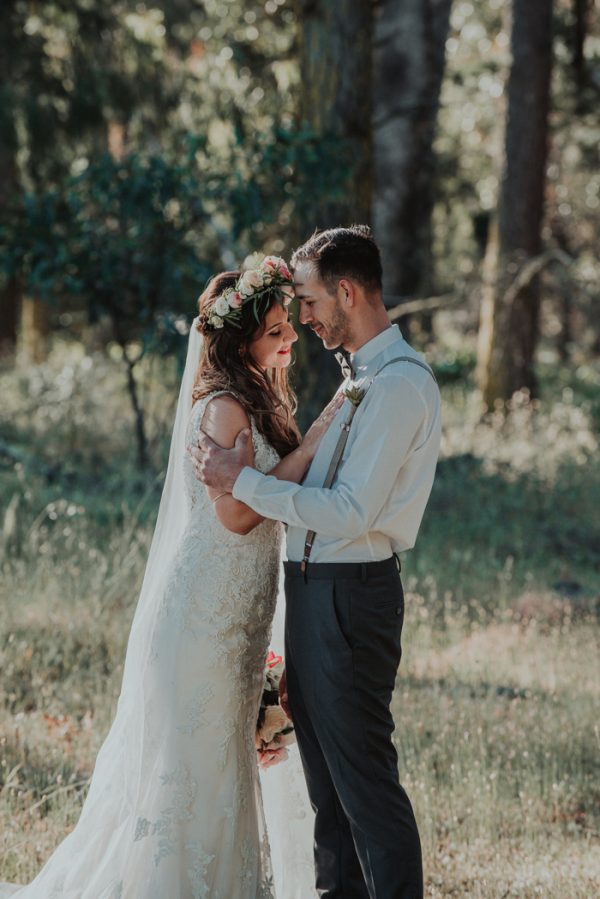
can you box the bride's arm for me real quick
[199,393,341,535]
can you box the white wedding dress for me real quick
[0,323,316,898]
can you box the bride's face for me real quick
[248,302,298,371]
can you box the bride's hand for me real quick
[300,392,345,460]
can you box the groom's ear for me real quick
[338,278,356,308]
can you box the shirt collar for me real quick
[351,324,402,372]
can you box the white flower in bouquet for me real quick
[258,705,290,745]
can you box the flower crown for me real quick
[201,256,294,333]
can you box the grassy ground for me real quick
[1,338,599,895]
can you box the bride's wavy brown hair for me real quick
[192,271,301,458]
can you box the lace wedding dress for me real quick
[0,348,316,898]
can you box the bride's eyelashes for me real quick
[269,320,295,339]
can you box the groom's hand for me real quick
[189,427,253,492]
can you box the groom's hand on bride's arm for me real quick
[190,427,254,491]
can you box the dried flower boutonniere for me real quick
[344,384,367,407]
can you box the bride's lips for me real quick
[277,348,291,355]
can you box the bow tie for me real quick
[335,351,356,381]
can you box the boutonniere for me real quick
[344,384,366,407]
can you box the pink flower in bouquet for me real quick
[256,648,294,769]
[257,743,290,770]
[265,650,283,670]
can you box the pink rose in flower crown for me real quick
[261,256,292,282]
[227,291,243,309]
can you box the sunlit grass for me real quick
[1,341,599,895]
[395,603,600,896]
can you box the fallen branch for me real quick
[503,248,575,307]
[385,292,457,321]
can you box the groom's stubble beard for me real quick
[320,295,353,351]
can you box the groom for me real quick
[192,226,441,899]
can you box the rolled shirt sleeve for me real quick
[232,374,434,541]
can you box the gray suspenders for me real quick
[299,356,437,575]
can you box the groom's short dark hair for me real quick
[291,225,383,296]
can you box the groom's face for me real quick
[293,262,351,351]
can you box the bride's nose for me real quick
[284,322,298,343]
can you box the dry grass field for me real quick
[1,340,599,896]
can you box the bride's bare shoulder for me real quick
[200,392,251,451]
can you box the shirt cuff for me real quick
[232,465,265,504]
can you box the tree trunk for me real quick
[0,276,20,359]
[20,296,51,364]
[297,0,373,228]
[373,0,453,330]
[573,0,590,106]
[476,0,553,407]
[293,0,374,423]
[550,213,574,362]
[123,347,149,470]
[0,76,20,360]
[107,121,128,161]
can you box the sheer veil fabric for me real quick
[0,319,315,898]
[260,581,317,898]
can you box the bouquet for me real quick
[255,651,295,769]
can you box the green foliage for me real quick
[0,1,175,185]
[1,122,349,353]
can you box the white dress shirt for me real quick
[233,325,442,563]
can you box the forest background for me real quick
[0,1,599,896]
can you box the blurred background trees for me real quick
[0,0,599,450]
[374,0,453,334]
[476,0,554,407]
[1,7,599,890]
[1,8,599,885]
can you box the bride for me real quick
[0,257,334,898]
